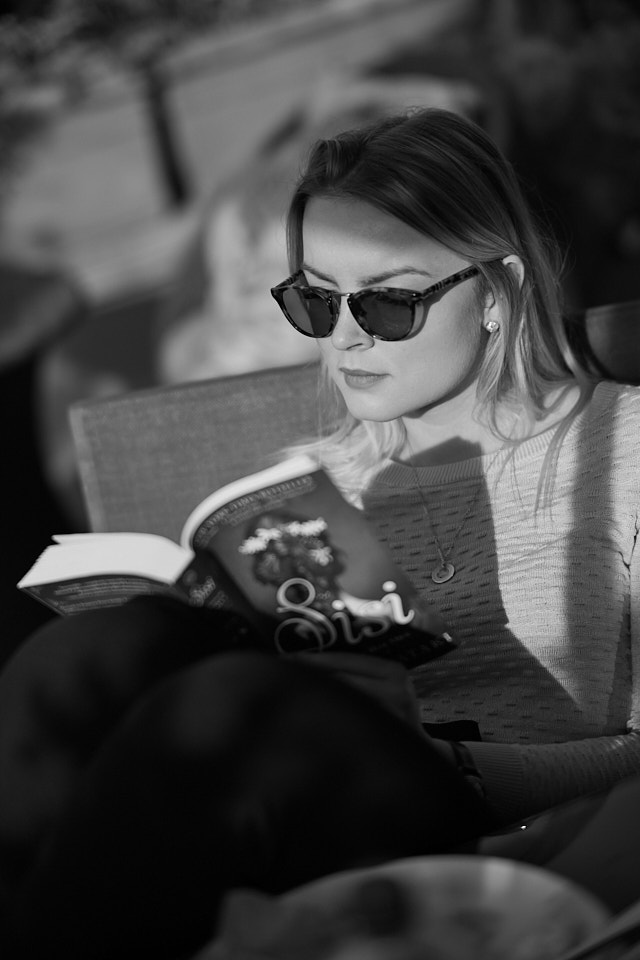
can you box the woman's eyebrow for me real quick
[300,263,335,282]
[362,266,435,285]
[301,263,434,285]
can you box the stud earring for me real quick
[483,319,500,334]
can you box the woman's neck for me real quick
[399,385,502,466]
[400,420,503,467]
[398,383,581,468]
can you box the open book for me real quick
[18,456,454,668]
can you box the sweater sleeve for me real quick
[466,730,640,824]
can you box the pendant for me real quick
[431,562,455,584]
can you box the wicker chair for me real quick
[70,299,640,538]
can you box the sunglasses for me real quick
[270,265,480,341]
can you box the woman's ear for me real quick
[502,254,525,289]
[481,255,525,334]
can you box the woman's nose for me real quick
[330,296,374,351]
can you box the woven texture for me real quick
[70,362,321,542]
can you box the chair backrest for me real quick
[70,299,640,540]
[70,362,321,542]
[568,299,640,384]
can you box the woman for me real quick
[270,106,640,824]
[1,108,638,959]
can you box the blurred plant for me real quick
[0,5,66,213]
[494,0,640,306]
[366,0,640,307]
[0,0,322,211]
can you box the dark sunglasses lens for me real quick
[355,291,414,340]
[281,286,334,337]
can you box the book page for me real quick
[18,534,192,587]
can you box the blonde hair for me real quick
[283,108,598,501]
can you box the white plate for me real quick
[283,856,613,960]
[203,855,615,960]
[202,855,614,959]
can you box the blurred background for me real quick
[2,0,640,662]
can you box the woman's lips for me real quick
[340,368,388,389]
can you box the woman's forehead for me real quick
[301,197,454,279]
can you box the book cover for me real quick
[18,457,455,668]
[181,457,454,668]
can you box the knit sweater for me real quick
[361,381,640,822]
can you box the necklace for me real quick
[407,446,504,584]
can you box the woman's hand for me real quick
[291,651,424,734]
